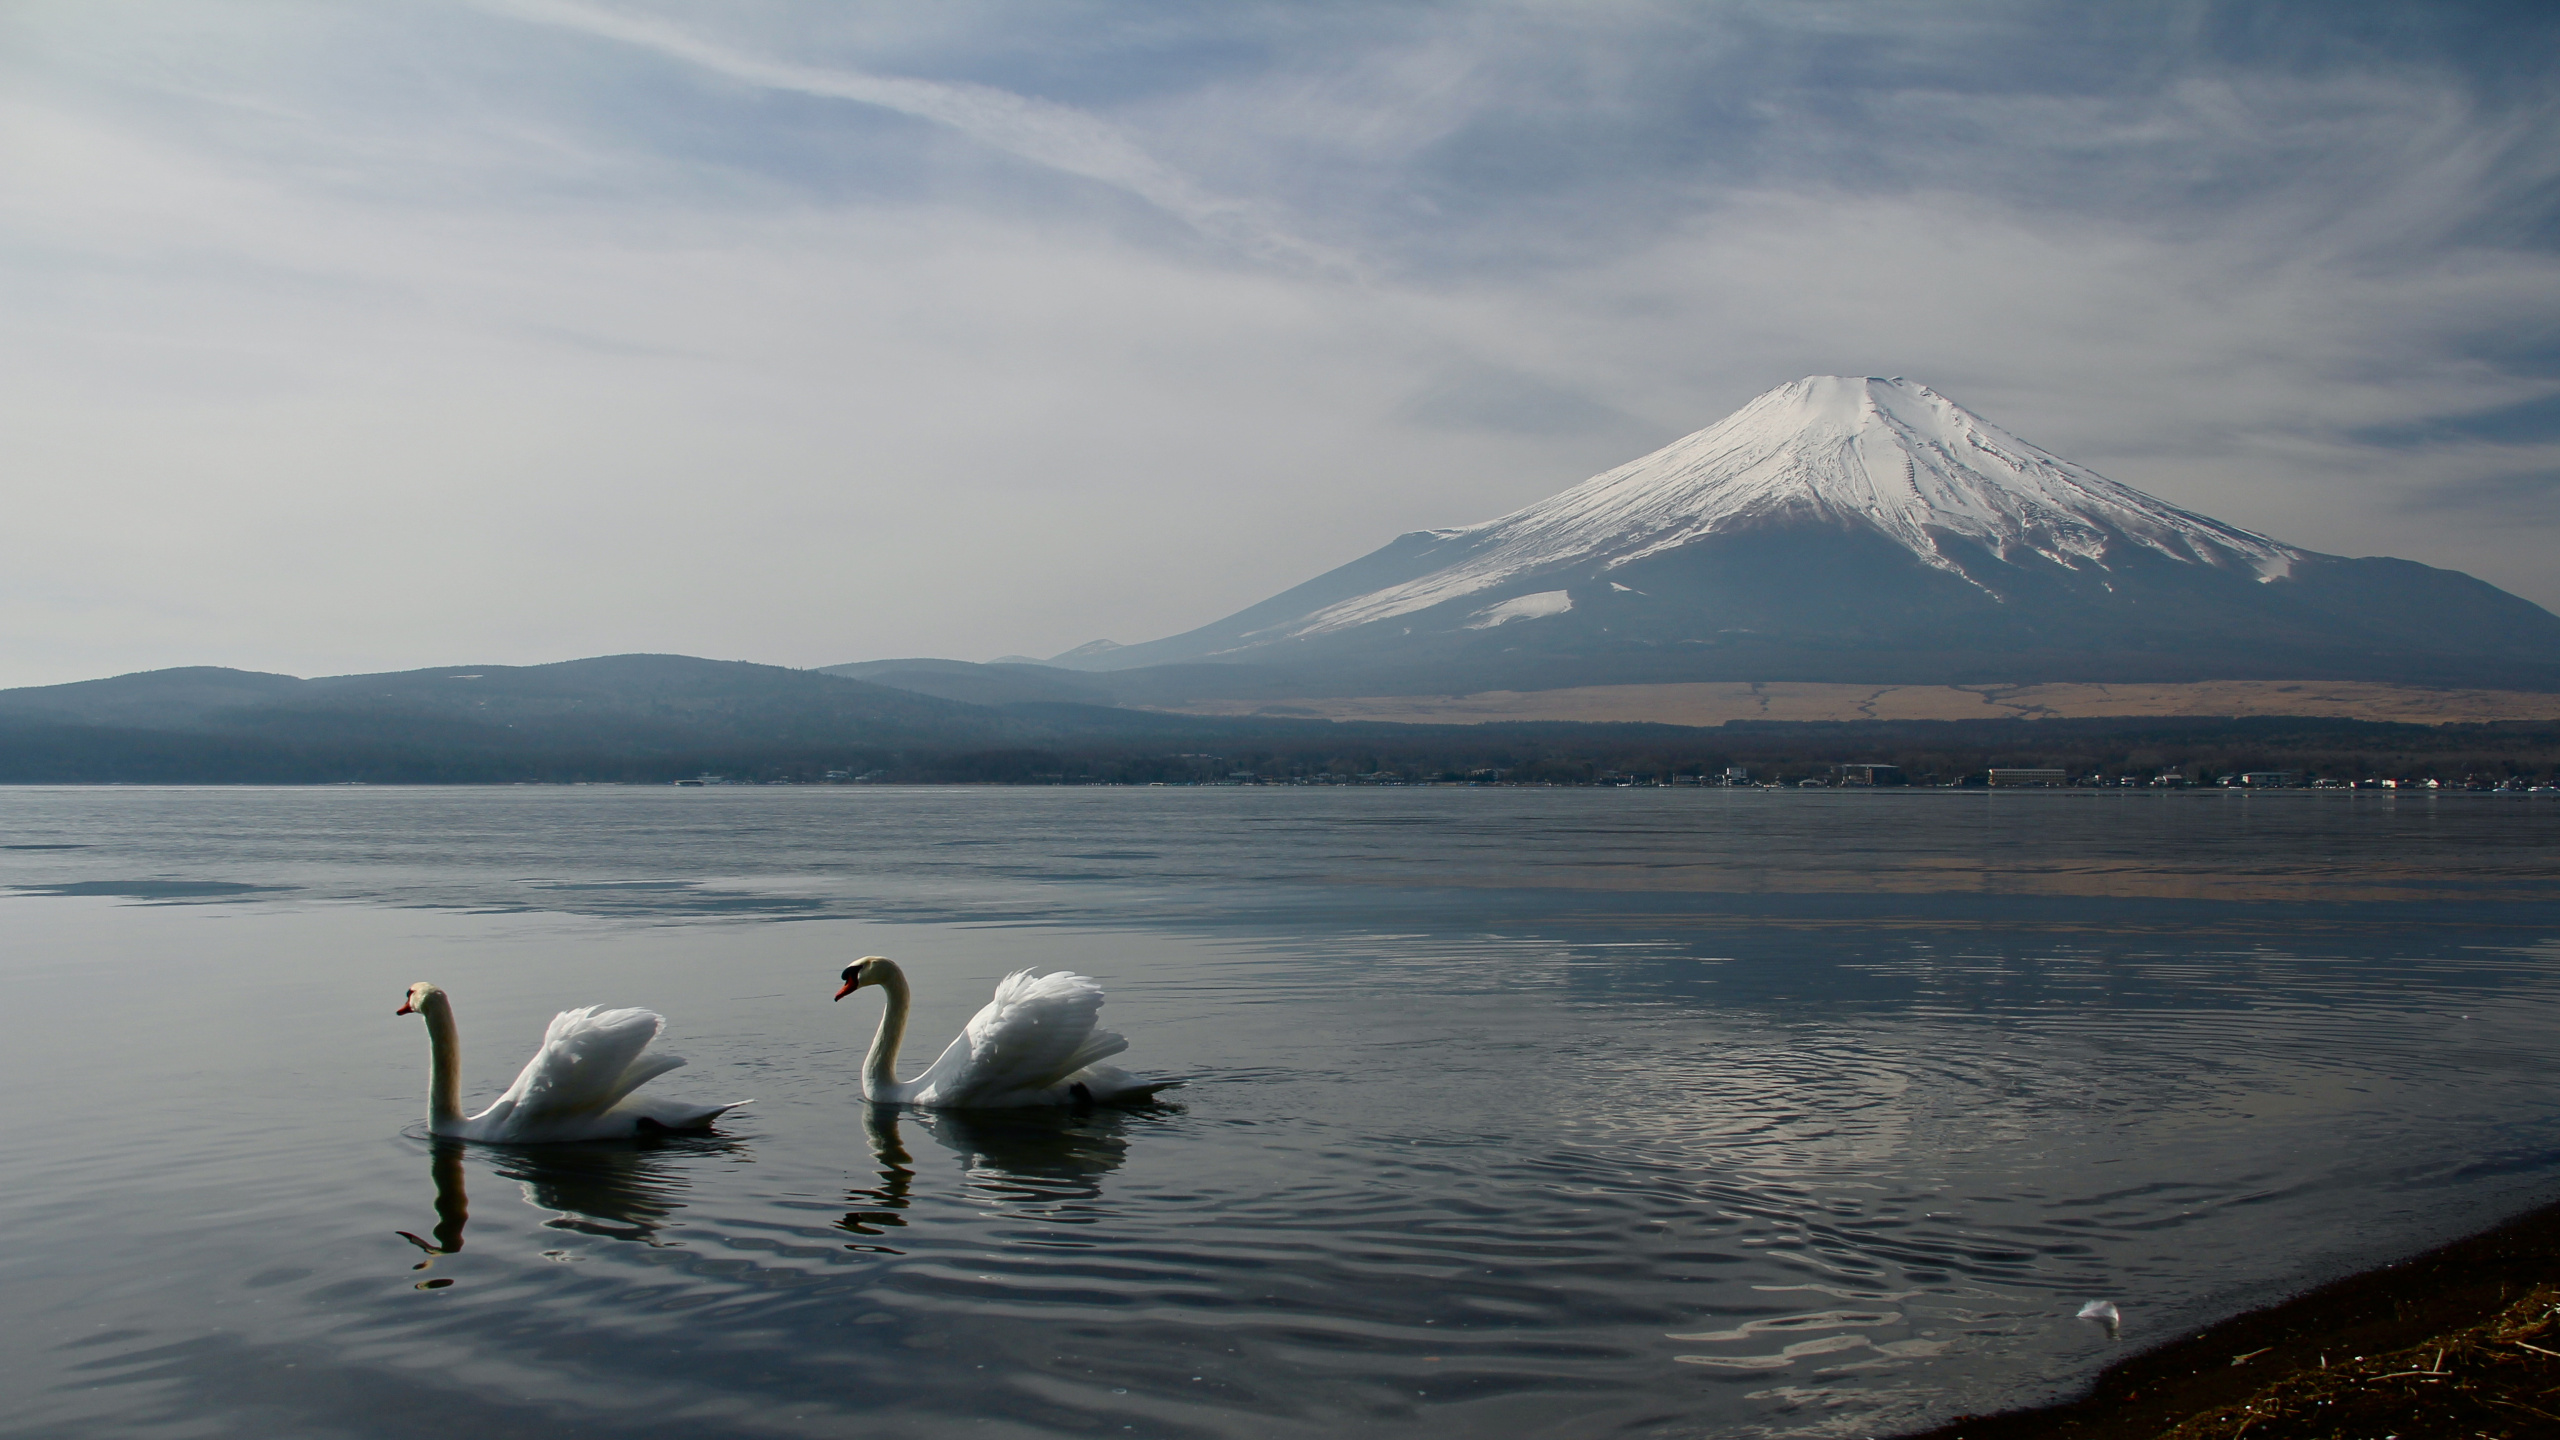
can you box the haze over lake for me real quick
[5,785,2557,1440]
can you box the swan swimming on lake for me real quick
[832,956,1171,1108]
[396,982,750,1143]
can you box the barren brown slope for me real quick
[1157,679,2560,727]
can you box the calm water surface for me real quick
[3,786,2558,1439]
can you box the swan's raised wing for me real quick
[473,1006,681,1133]
[920,969,1128,1108]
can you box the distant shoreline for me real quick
[1160,678,2560,728]
[5,656,2554,787]
[6,779,2560,793]
[5,779,2559,792]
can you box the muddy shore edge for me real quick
[1894,1194,2560,1439]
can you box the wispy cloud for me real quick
[2396,459,2560,523]
[2357,392,2560,448]
[478,0,1355,273]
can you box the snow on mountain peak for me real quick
[1274,375,2295,640]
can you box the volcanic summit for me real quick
[1059,376,2560,695]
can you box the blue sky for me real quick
[5,0,2557,685]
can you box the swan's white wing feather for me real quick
[1054,1028,1131,1080]
[470,1006,669,1136]
[611,1049,690,1097]
[919,970,1127,1108]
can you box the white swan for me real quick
[396,982,750,1143]
[833,956,1170,1108]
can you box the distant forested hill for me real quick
[1,653,2555,786]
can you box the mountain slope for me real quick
[817,658,1122,708]
[1070,376,2560,693]
[0,655,1003,748]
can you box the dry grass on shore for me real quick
[1899,1198,2560,1440]
[2155,1285,2560,1440]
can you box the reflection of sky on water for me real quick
[5,787,2557,929]
[2,788,2557,1439]
[12,878,296,901]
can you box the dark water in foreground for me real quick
[3,786,2558,1440]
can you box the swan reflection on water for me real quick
[397,1132,745,1264]
[494,1133,745,1244]
[848,1103,1138,1242]
[841,1107,917,1246]
[394,1142,470,1285]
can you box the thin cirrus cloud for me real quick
[477,0,1355,275]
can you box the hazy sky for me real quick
[7,1,2558,687]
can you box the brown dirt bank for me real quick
[1163,680,2560,727]
[1894,1196,2560,1440]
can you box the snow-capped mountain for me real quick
[1067,377,2560,694]
[1277,376,2295,640]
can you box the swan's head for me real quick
[396,981,444,1017]
[834,956,893,1001]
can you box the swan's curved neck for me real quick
[863,963,913,1101]
[419,991,464,1131]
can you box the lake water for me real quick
[4,785,2558,1440]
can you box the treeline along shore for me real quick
[5,709,2558,789]
[2,655,2554,788]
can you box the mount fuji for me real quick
[1056,376,2560,696]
